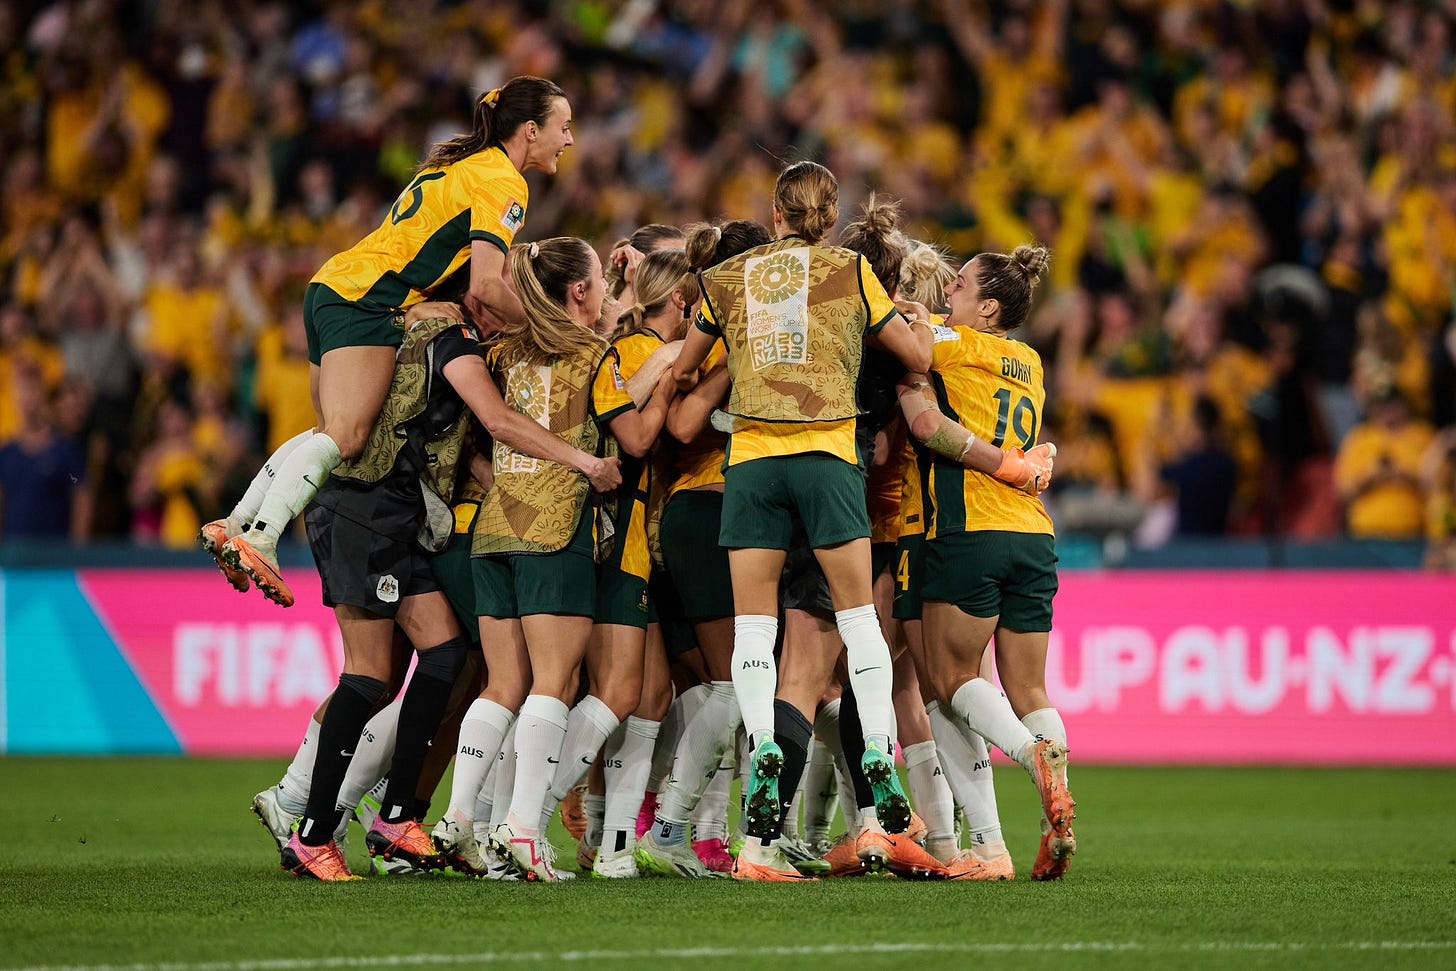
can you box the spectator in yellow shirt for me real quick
[1335,387,1436,539]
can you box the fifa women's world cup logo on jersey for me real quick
[495,361,553,474]
[745,248,810,371]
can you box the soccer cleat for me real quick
[743,737,784,839]
[777,835,832,875]
[1028,740,1076,839]
[561,783,588,841]
[280,833,359,881]
[1032,818,1077,881]
[251,787,296,854]
[431,816,487,876]
[819,833,870,877]
[368,853,430,877]
[365,817,442,873]
[861,740,911,834]
[732,843,818,882]
[224,533,295,607]
[946,848,1015,882]
[488,822,560,882]
[905,811,928,845]
[878,833,950,880]
[634,791,659,840]
[855,829,893,871]
[591,844,640,879]
[692,837,735,874]
[480,844,521,882]
[201,520,250,592]
[634,828,725,879]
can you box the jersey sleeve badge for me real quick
[501,201,526,232]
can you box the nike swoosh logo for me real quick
[547,757,559,764]
[341,749,354,757]
[580,756,593,765]
[853,667,882,675]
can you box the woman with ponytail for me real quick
[536,248,695,878]
[204,76,574,610]
[668,162,937,881]
[894,243,1077,882]
[429,237,640,882]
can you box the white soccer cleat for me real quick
[431,816,487,876]
[634,827,726,879]
[480,844,521,882]
[251,787,296,853]
[488,821,561,882]
[591,843,641,879]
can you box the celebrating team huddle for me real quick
[201,76,1077,884]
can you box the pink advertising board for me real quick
[58,569,1456,762]
[1044,572,1456,764]
[79,571,343,755]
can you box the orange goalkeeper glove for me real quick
[993,442,1057,495]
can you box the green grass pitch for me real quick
[1,758,1453,971]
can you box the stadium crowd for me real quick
[1,0,1455,563]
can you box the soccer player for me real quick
[450,237,626,882]
[202,76,574,607]
[896,245,1076,880]
[669,161,935,880]
[636,220,773,879]
[539,248,690,878]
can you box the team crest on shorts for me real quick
[376,574,400,604]
[501,201,525,232]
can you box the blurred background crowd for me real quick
[2,0,1455,566]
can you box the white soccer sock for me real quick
[473,757,497,843]
[548,694,619,800]
[507,695,569,837]
[601,716,659,854]
[276,716,321,815]
[447,698,515,823]
[648,683,708,792]
[489,723,519,829]
[803,728,840,844]
[836,605,895,750]
[929,699,1003,846]
[692,761,733,843]
[812,698,861,821]
[583,793,606,850]
[903,739,956,844]
[1022,707,1069,781]
[732,614,779,746]
[658,681,740,825]
[231,428,314,529]
[782,762,806,840]
[951,677,1037,773]
[251,432,341,541]
[337,697,401,813]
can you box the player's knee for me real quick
[600,677,643,721]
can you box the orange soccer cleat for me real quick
[732,843,819,883]
[819,833,870,877]
[224,533,295,607]
[200,520,250,593]
[365,817,443,872]
[1029,740,1075,838]
[1032,820,1077,881]
[280,833,359,882]
[945,848,1015,882]
[881,834,949,880]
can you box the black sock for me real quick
[380,638,467,823]
[838,683,875,812]
[771,698,814,840]
[300,673,386,846]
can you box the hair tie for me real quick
[712,226,722,242]
[482,88,501,106]
[528,241,540,259]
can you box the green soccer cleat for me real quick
[634,827,726,879]
[743,737,784,840]
[861,740,911,834]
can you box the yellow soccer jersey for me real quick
[312,147,528,311]
[670,340,729,496]
[868,441,907,544]
[925,325,1053,538]
[591,330,666,582]
[896,438,929,539]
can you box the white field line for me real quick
[9,940,1456,971]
